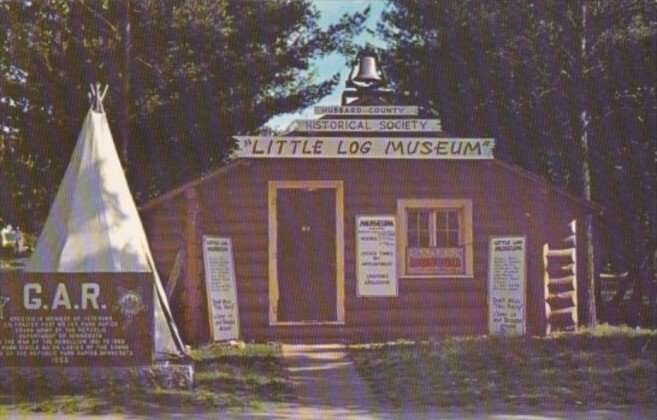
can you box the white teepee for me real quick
[27,97,185,360]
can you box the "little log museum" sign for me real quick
[234,137,495,159]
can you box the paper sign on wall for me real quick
[356,215,398,297]
[488,236,527,336]
[202,236,239,341]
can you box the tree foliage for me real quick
[379,0,657,325]
[0,0,368,230]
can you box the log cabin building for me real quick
[139,54,600,344]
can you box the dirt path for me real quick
[280,343,384,417]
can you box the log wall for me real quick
[141,159,593,343]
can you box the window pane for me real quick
[415,211,430,229]
[419,232,430,247]
[408,210,431,248]
[407,210,426,230]
[446,231,459,247]
[408,231,418,247]
[435,210,460,247]
[448,211,459,230]
[435,232,445,247]
[435,211,447,230]
[407,211,419,245]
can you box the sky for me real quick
[265,0,388,130]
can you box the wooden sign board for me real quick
[202,236,240,341]
[233,137,495,159]
[314,105,419,116]
[356,215,398,297]
[0,272,153,366]
[290,119,441,132]
[407,247,465,275]
[488,236,527,336]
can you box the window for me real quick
[397,199,473,277]
[407,210,431,247]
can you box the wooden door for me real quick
[276,188,337,322]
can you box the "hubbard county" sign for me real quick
[314,105,419,115]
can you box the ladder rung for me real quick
[547,291,574,299]
[546,248,576,258]
[563,235,576,245]
[549,306,575,315]
[547,276,575,286]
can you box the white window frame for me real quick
[397,199,474,278]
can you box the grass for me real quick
[348,325,657,409]
[3,326,655,414]
[0,342,295,416]
[0,256,29,271]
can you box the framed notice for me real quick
[202,236,239,341]
[488,236,527,336]
[0,272,153,366]
[356,215,398,297]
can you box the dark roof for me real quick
[490,160,602,213]
[139,160,246,211]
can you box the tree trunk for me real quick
[580,2,597,327]
[651,251,657,327]
[119,2,132,170]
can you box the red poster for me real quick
[407,247,465,275]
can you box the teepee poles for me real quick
[88,83,108,113]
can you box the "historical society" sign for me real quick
[0,272,153,366]
[290,119,441,132]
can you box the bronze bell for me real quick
[342,51,390,104]
[352,55,384,86]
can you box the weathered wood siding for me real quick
[141,192,210,344]
[142,159,592,343]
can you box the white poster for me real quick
[356,215,398,297]
[488,236,527,336]
[202,236,240,341]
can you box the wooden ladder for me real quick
[543,220,578,334]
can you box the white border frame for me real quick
[487,235,527,336]
[355,214,399,297]
[267,181,345,325]
[202,236,240,341]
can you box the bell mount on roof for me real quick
[341,49,393,106]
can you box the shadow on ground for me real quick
[0,354,296,416]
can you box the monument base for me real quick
[0,362,195,391]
